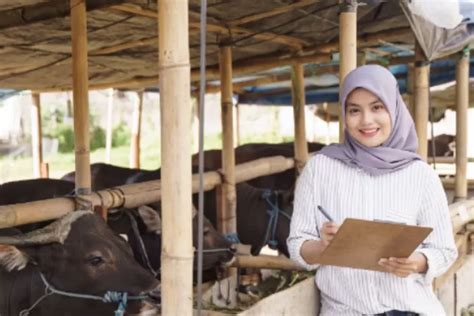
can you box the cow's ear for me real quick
[0,245,29,271]
[137,205,161,234]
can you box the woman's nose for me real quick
[361,110,373,124]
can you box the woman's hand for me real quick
[378,252,428,277]
[321,222,340,246]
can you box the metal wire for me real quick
[197,0,208,314]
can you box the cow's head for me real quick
[108,205,234,276]
[191,206,235,270]
[0,211,159,316]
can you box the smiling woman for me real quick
[345,88,392,148]
[288,65,458,316]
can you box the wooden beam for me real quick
[219,46,237,235]
[291,64,309,173]
[454,49,470,201]
[110,4,309,49]
[90,37,157,55]
[70,0,92,198]
[105,88,114,163]
[130,90,143,168]
[226,0,320,27]
[414,42,430,161]
[338,2,357,142]
[159,0,193,314]
[30,93,43,178]
[0,0,128,31]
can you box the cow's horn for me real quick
[0,211,92,246]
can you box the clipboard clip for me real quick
[374,219,406,225]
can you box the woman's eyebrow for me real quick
[369,99,383,105]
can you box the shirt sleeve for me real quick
[287,157,321,271]
[415,167,458,285]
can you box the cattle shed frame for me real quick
[0,0,473,315]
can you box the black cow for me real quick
[0,178,234,277]
[191,141,325,190]
[428,134,456,157]
[61,163,151,191]
[0,211,159,316]
[193,182,294,257]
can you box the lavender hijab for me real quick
[319,65,421,176]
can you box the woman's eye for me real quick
[87,256,105,266]
[348,108,359,114]
[373,105,384,111]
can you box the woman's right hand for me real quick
[321,222,340,246]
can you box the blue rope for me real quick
[225,232,241,244]
[261,189,292,250]
[18,272,150,316]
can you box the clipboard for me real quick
[316,218,433,271]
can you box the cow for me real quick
[191,141,325,190]
[61,163,150,191]
[0,211,159,316]
[0,178,234,278]
[192,182,294,257]
[107,205,235,279]
[428,134,455,157]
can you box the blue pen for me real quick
[317,205,334,222]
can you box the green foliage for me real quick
[90,126,106,151]
[112,123,131,147]
[50,124,75,153]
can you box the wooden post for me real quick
[454,49,470,202]
[219,45,237,235]
[130,90,143,168]
[31,93,43,178]
[235,102,241,146]
[219,45,238,307]
[291,64,309,173]
[70,0,92,199]
[414,42,430,161]
[105,88,114,163]
[406,63,415,118]
[338,1,357,142]
[158,0,193,314]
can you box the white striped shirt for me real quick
[288,154,457,316]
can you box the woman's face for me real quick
[345,88,392,147]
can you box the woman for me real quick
[287,65,457,316]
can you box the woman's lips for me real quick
[359,128,379,137]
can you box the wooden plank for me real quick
[226,0,320,26]
[291,64,309,173]
[110,4,308,48]
[30,92,43,178]
[70,0,91,197]
[414,42,430,161]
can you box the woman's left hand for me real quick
[378,252,428,277]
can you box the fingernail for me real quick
[389,257,396,262]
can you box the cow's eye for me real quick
[87,255,105,266]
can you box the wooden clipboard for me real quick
[316,218,433,271]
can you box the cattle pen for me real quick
[0,1,474,316]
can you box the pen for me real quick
[317,205,334,222]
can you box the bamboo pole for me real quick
[291,64,309,173]
[454,49,470,202]
[219,45,238,307]
[229,254,304,271]
[235,103,241,146]
[0,155,295,229]
[219,45,237,236]
[414,42,430,161]
[338,1,357,142]
[406,64,415,118]
[105,88,114,163]
[30,93,43,178]
[130,91,143,168]
[70,0,91,198]
[158,0,193,314]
